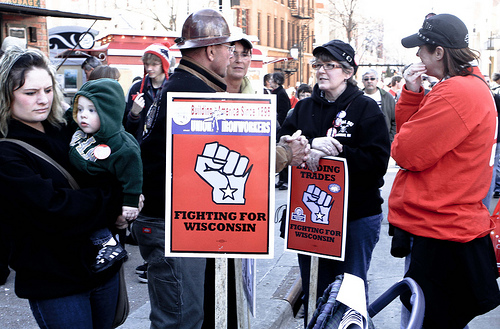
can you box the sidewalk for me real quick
[1,161,499,328]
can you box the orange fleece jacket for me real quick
[389,68,497,242]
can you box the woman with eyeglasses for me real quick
[279,39,390,325]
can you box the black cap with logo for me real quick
[313,39,358,74]
[401,14,469,49]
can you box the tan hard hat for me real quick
[174,9,240,49]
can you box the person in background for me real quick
[81,56,102,81]
[263,73,273,94]
[297,83,312,101]
[225,37,255,93]
[273,72,292,190]
[492,72,500,94]
[89,65,121,81]
[289,87,299,108]
[388,75,403,101]
[361,68,396,142]
[272,72,292,126]
[279,39,390,325]
[389,13,500,328]
[124,43,171,283]
[0,47,127,329]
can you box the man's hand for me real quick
[278,130,310,166]
[131,93,145,116]
[115,215,129,230]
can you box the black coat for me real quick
[279,83,390,221]
[125,58,225,218]
[0,120,121,299]
[272,85,292,126]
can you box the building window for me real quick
[257,12,261,44]
[241,9,248,34]
[288,21,292,49]
[274,17,277,48]
[267,15,271,47]
[280,19,285,49]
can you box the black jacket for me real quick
[279,83,390,221]
[273,85,291,126]
[0,120,121,299]
[125,58,226,217]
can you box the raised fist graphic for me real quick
[195,142,253,204]
[302,184,334,224]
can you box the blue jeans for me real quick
[483,142,500,208]
[298,212,383,325]
[29,272,119,329]
[131,214,206,329]
[90,228,113,246]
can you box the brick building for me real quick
[0,1,109,56]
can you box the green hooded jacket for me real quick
[69,78,142,207]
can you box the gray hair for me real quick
[0,47,65,137]
[362,69,379,79]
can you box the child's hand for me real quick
[122,206,139,222]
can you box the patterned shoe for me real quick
[91,243,128,273]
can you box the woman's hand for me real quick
[306,149,327,172]
[403,62,427,93]
[311,137,343,156]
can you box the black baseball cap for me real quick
[401,14,469,49]
[313,39,358,74]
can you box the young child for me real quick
[69,78,143,273]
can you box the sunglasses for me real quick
[363,77,377,81]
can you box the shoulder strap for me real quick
[0,138,80,190]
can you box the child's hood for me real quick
[73,78,125,139]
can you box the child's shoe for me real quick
[91,242,127,273]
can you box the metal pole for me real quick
[215,258,228,329]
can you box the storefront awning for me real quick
[0,3,110,20]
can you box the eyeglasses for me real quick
[232,52,251,60]
[363,77,377,81]
[311,63,343,71]
[220,44,236,55]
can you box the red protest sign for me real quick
[166,92,276,258]
[285,157,348,260]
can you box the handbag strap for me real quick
[0,138,80,190]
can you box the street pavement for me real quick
[1,159,499,328]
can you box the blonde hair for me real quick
[0,47,65,137]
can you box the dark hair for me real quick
[423,44,479,77]
[313,51,356,86]
[81,56,101,71]
[297,83,312,96]
[263,73,272,83]
[272,72,285,86]
[89,65,120,81]
[391,76,403,86]
[493,73,500,82]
